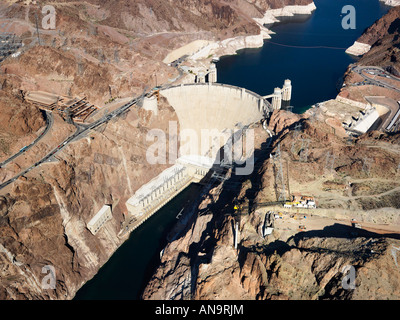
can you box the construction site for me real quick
[230,194,400,253]
[24,91,99,124]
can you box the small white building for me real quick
[87,205,113,235]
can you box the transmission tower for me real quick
[35,14,41,46]
[272,143,287,202]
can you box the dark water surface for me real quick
[217,0,390,113]
[74,184,202,300]
[74,0,389,300]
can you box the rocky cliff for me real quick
[0,0,317,299]
[0,92,178,299]
[1,0,315,103]
[346,5,400,74]
[2,0,396,301]
[340,5,400,106]
[0,87,46,160]
[143,110,400,300]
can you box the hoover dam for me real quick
[1,0,397,303]
[121,81,290,236]
[158,83,273,157]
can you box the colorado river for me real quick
[74,0,389,300]
[74,184,203,299]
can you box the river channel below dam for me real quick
[74,0,390,300]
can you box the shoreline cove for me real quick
[163,2,317,65]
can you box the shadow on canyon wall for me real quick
[290,223,400,244]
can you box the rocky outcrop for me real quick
[0,95,179,299]
[341,6,400,105]
[179,2,317,61]
[0,88,46,160]
[143,195,400,300]
[345,42,371,57]
[346,5,400,61]
[254,2,316,25]
[0,0,320,300]
[189,34,268,61]
[143,111,400,300]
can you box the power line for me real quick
[265,40,347,50]
[34,14,41,46]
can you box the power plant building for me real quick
[87,205,113,235]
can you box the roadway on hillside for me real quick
[0,95,143,191]
[351,66,400,132]
[0,111,53,168]
[352,65,400,93]
[0,53,189,192]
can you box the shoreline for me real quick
[345,41,372,57]
[346,0,398,56]
[163,2,317,66]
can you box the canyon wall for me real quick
[0,94,178,299]
[143,110,400,300]
[346,5,400,64]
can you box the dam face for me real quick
[123,83,272,235]
[160,83,271,159]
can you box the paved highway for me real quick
[0,95,143,190]
[350,66,400,132]
[0,53,188,191]
[0,111,53,168]
[351,66,400,93]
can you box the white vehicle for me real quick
[307,201,316,208]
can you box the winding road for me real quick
[0,111,53,169]
[0,95,143,191]
[350,65,400,132]
[351,66,400,93]
[0,52,188,192]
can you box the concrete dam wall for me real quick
[123,83,272,236]
[160,83,271,159]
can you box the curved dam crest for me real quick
[122,82,277,237]
[159,83,272,158]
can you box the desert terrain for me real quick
[0,0,400,300]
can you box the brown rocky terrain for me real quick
[0,0,314,105]
[357,5,400,74]
[1,0,399,302]
[340,6,400,102]
[143,110,400,300]
[0,94,179,299]
[0,0,321,300]
[0,87,46,160]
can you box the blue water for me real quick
[74,0,390,300]
[217,0,390,113]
